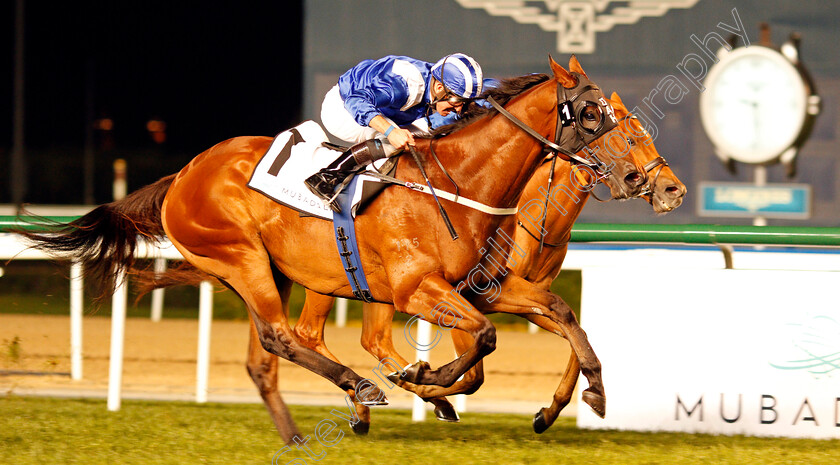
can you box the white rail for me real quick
[0,233,212,411]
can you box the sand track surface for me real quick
[0,314,578,415]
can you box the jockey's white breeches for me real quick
[320,85,430,157]
[320,85,380,144]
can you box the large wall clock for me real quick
[699,33,820,176]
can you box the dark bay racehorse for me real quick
[21,57,641,443]
[282,91,686,434]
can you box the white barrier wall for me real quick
[573,247,840,439]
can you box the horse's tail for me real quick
[19,173,177,300]
[131,260,214,301]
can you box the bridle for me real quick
[485,76,617,177]
[486,72,618,251]
[515,111,673,249]
[617,113,669,200]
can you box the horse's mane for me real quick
[426,73,551,138]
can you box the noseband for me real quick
[617,114,669,200]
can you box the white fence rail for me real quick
[0,232,431,416]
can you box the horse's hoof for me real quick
[533,408,551,434]
[350,420,370,435]
[433,402,460,422]
[357,383,388,406]
[400,361,431,384]
[360,398,389,406]
[582,390,606,418]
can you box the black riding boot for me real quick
[305,139,386,213]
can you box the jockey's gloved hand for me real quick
[386,127,415,151]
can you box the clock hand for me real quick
[752,103,761,150]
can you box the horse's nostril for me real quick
[665,185,686,197]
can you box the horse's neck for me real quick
[524,161,591,244]
[509,163,591,288]
[421,88,556,210]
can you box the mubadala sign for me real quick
[577,267,840,439]
[455,0,700,53]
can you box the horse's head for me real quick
[608,92,686,213]
[550,56,648,199]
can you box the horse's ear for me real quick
[569,55,588,78]
[549,54,576,88]
[608,92,627,114]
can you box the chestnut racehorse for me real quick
[21,57,641,443]
[280,91,686,435]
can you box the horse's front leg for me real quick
[520,313,581,433]
[473,274,605,418]
[359,302,460,422]
[393,273,496,388]
[293,290,372,434]
[389,327,485,401]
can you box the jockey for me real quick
[306,53,485,212]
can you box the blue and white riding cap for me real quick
[431,53,484,99]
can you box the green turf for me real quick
[1,396,837,464]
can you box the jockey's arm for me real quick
[370,114,415,151]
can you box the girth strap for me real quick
[332,175,374,302]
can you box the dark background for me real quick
[1,1,303,204]
[4,1,840,226]
[304,0,840,227]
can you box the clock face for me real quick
[700,46,808,164]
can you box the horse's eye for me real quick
[577,102,604,132]
[626,137,635,146]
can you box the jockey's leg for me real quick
[310,85,399,212]
[304,138,389,212]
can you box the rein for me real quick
[408,145,459,240]
[517,220,565,248]
[487,77,617,250]
[486,95,605,172]
[487,80,614,211]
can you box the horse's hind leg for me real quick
[192,247,386,413]
[246,319,303,444]
[293,291,372,434]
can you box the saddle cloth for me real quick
[247,120,392,220]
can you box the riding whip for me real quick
[408,145,459,240]
[539,155,556,253]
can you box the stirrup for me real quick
[305,170,348,213]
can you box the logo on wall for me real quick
[455,0,700,53]
[770,315,840,379]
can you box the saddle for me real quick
[247,121,396,220]
[248,121,396,302]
